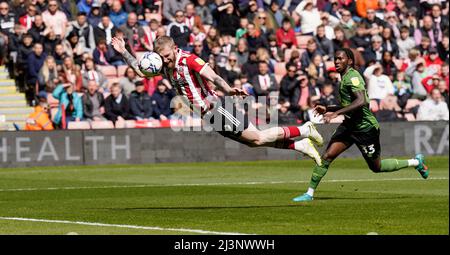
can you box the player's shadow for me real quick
[106,204,301,210]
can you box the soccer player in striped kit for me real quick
[112,35,324,165]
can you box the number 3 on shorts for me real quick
[362,144,376,157]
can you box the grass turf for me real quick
[0,156,448,235]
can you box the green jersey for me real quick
[339,68,379,132]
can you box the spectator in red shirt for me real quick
[276,18,297,50]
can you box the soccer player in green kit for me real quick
[292,48,429,202]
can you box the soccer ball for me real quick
[138,52,163,77]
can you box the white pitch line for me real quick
[0,177,447,192]
[0,217,252,235]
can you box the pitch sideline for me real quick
[0,177,447,192]
[0,216,253,235]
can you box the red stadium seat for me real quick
[117,65,129,77]
[91,120,115,129]
[97,65,117,78]
[274,62,287,76]
[393,59,404,70]
[405,99,421,110]
[125,120,136,128]
[67,121,91,130]
[369,100,379,112]
[296,35,313,49]
[275,74,283,84]
[325,61,335,70]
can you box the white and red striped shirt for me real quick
[163,49,217,114]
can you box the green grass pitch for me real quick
[0,156,448,235]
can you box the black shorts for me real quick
[330,124,381,162]
[202,97,249,141]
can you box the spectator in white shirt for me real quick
[364,62,395,102]
[42,0,68,39]
[294,0,321,35]
[417,88,449,121]
[397,26,416,59]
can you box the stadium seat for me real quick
[296,35,313,49]
[393,59,404,70]
[97,65,117,78]
[274,62,287,76]
[284,48,293,62]
[117,65,129,77]
[50,108,58,122]
[369,100,379,112]
[124,120,136,128]
[404,113,416,121]
[275,74,283,84]
[67,121,91,130]
[325,61,335,70]
[91,120,115,129]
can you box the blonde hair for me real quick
[41,56,58,84]
[254,10,274,32]
[256,47,270,63]
[154,36,175,54]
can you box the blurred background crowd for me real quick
[0,0,448,131]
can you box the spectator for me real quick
[421,74,442,95]
[184,3,205,32]
[213,2,240,37]
[25,101,54,131]
[87,2,102,27]
[430,4,449,33]
[319,83,339,109]
[18,3,37,32]
[220,35,235,57]
[203,26,220,56]
[120,67,139,96]
[393,71,413,110]
[223,53,241,84]
[251,61,278,102]
[350,22,370,53]
[300,39,323,71]
[294,0,321,35]
[437,34,449,63]
[35,0,48,13]
[43,29,60,56]
[163,0,190,24]
[28,14,48,45]
[381,26,399,58]
[438,79,449,107]
[331,26,349,52]
[189,26,206,49]
[42,0,68,40]
[53,43,69,66]
[37,56,59,98]
[191,40,209,62]
[356,0,379,18]
[279,63,300,103]
[415,36,432,56]
[52,83,84,128]
[410,62,429,100]
[141,19,160,52]
[81,57,108,91]
[398,25,416,59]
[129,80,154,120]
[26,43,47,104]
[314,24,334,61]
[425,48,444,70]
[62,31,87,66]
[364,63,395,104]
[66,12,96,54]
[124,0,144,18]
[167,10,191,51]
[267,0,291,30]
[306,54,327,84]
[382,51,398,81]
[120,12,145,52]
[336,9,356,40]
[109,0,128,28]
[152,79,176,120]
[286,49,302,75]
[235,17,249,43]
[319,12,338,40]
[363,35,384,64]
[0,2,15,37]
[104,83,132,124]
[77,0,94,14]
[277,99,298,124]
[240,0,259,23]
[15,32,33,92]
[94,15,117,45]
[360,8,386,36]
[414,15,442,49]
[11,0,27,18]
[196,0,213,25]
[275,18,297,50]
[253,10,275,40]
[61,56,83,92]
[268,34,283,63]
[82,79,106,121]
[244,22,268,52]
[416,88,449,121]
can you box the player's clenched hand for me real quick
[229,88,249,97]
[323,112,338,123]
[111,36,126,54]
[313,105,327,117]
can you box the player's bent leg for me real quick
[293,140,351,202]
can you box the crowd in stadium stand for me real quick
[0,0,448,130]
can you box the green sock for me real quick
[309,160,331,189]
[380,159,410,172]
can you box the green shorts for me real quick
[330,124,381,161]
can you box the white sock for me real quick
[408,159,419,167]
[298,124,310,138]
[306,188,314,196]
[294,139,306,152]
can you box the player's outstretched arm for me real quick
[111,36,145,78]
[200,65,249,97]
